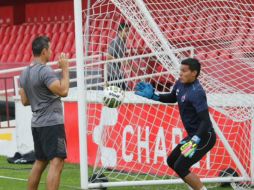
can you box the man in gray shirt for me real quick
[107,23,129,90]
[19,36,69,190]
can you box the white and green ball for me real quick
[103,86,124,108]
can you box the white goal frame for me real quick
[73,0,254,189]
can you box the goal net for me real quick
[78,0,254,189]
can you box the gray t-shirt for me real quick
[108,36,126,79]
[20,63,64,127]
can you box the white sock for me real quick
[187,185,207,190]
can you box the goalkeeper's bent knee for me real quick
[174,162,190,178]
[167,156,190,178]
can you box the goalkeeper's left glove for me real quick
[180,135,201,158]
[134,82,159,101]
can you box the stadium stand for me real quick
[0,2,254,93]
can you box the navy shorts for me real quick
[32,124,67,161]
[167,131,216,178]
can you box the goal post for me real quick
[251,120,254,184]
[73,0,254,189]
[73,0,89,189]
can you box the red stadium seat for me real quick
[214,15,229,40]
[2,35,10,46]
[70,43,75,53]
[4,26,11,35]
[15,35,24,46]
[237,16,249,36]
[69,53,76,58]
[230,36,245,50]
[0,44,2,54]
[100,38,108,52]
[164,25,175,40]
[182,27,194,41]
[22,54,31,62]
[52,23,61,33]
[10,25,19,35]
[66,22,74,33]
[218,49,232,60]
[58,32,67,43]
[24,24,33,34]
[108,30,116,40]
[44,23,54,34]
[101,30,109,39]
[133,37,145,49]
[59,22,68,32]
[8,35,16,45]
[248,16,254,32]
[66,32,75,44]
[17,43,26,54]
[106,20,114,29]
[203,15,217,39]
[15,54,23,63]
[191,13,208,41]
[37,24,45,34]
[242,36,254,52]
[71,52,76,58]
[7,54,16,63]
[54,42,64,53]
[195,51,207,61]
[62,41,72,53]
[29,54,34,62]
[51,32,60,42]
[30,24,38,34]
[50,33,60,50]
[206,50,219,60]
[21,34,31,45]
[89,41,98,53]
[0,25,7,35]
[24,43,32,54]
[2,44,12,54]
[0,32,4,43]
[112,14,122,24]
[173,16,188,41]
[90,20,100,29]
[99,20,109,29]
[91,30,100,42]
[0,54,9,62]
[224,22,238,40]
[9,43,19,55]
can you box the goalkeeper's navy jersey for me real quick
[164,79,210,135]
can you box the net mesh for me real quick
[82,0,254,189]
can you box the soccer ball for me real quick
[103,85,124,108]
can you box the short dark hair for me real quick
[118,23,129,32]
[181,58,201,78]
[32,36,50,56]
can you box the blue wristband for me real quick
[191,135,201,144]
[152,93,160,101]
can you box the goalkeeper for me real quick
[135,58,216,190]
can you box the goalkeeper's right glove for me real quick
[180,135,201,158]
[134,82,159,101]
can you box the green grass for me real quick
[0,156,233,190]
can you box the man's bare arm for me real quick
[19,88,30,106]
[48,53,69,97]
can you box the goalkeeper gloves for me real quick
[180,135,201,158]
[134,82,159,101]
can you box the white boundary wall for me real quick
[8,89,254,157]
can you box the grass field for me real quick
[0,156,233,190]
